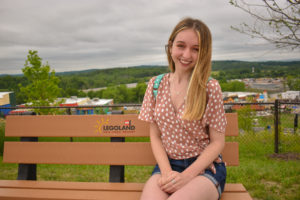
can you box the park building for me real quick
[59,96,113,115]
[0,92,16,117]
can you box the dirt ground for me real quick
[268,152,300,161]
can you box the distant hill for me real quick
[211,60,300,80]
[1,61,299,77]
[1,61,299,104]
[56,69,100,75]
[212,60,300,70]
[1,60,299,91]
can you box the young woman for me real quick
[138,18,227,200]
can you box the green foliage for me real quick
[212,61,300,80]
[287,76,300,90]
[1,61,299,104]
[19,50,63,114]
[88,82,147,104]
[131,82,147,103]
[220,80,246,92]
[57,66,168,91]
[102,85,129,103]
[237,106,256,132]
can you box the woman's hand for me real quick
[159,170,200,194]
[207,156,223,174]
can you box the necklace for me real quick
[175,90,181,95]
[170,74,189,96]
[171,80,187,96]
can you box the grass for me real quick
[0,119,300,199]
[226,131,300,200]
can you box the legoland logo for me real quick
[95,118,135,134]
[95,117,109,134]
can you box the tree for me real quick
[287,76,300,90]
[131,82,147,103]
[19,50,63,114]
[237,105,256,132]
[230,0,300,49]
[220,81,246,91]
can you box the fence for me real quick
[0,100,299,156]
[225,101,300,157]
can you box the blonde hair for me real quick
[166,17,212,120]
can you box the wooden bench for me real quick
[0,113,253,200]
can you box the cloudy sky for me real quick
[0,0,299,74]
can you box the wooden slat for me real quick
[224,183,246,192]
[3,142,239,166]
[0,187,252,200]
[0,188,141,200]
[5,113,238,137]
[0,180,144,192]
[221,192,253,200]
[0,180,246,193]
[5,115,149,137]
[3,142,155,165]
[225,113,239,136]
[223,142,239,166]
[0,181,252,200]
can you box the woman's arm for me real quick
[161,128,225,193]
[183,128,225,177]
[149,122,172,176]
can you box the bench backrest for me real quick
[3,113,239,166]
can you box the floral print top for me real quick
[139,73,227,159]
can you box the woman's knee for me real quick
[168,176,218,200]
[140,174,169,200]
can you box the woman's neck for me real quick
[172,70,192,84]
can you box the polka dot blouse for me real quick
[138,73,227,160]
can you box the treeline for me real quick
[0,66,169,104]
[212,60,300,80]
[86,83,147,104]
[57,66,169,104]
[1,61,299,104]
[58,65,168,90]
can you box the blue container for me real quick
[0,104,11,116]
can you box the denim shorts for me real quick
[151,155,226,199]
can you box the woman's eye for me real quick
[193,48,199,52]
[177,44,185,48]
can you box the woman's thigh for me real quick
[168,176,219,200]
[140,174,169,200]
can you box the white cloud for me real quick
[0,0,299,74]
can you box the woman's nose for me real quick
[182,48,192,58]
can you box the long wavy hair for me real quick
[166,17,212,120]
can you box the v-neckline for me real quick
[167,73,186,115]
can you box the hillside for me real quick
[0,61,299,104]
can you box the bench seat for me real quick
[0,180,252,200]
[1,114,253,200]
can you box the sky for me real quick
[0,0,299,74]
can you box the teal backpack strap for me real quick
[207,76,213,83]
[153,74,210,99]
[153,73,166,99]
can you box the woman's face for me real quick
[170,28,199,73]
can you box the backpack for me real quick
[153,73,213,99]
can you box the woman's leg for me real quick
[140,174,169,200]
[167,176,219,200]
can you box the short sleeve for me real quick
[202,79,227,133]
[138,76,156,123]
